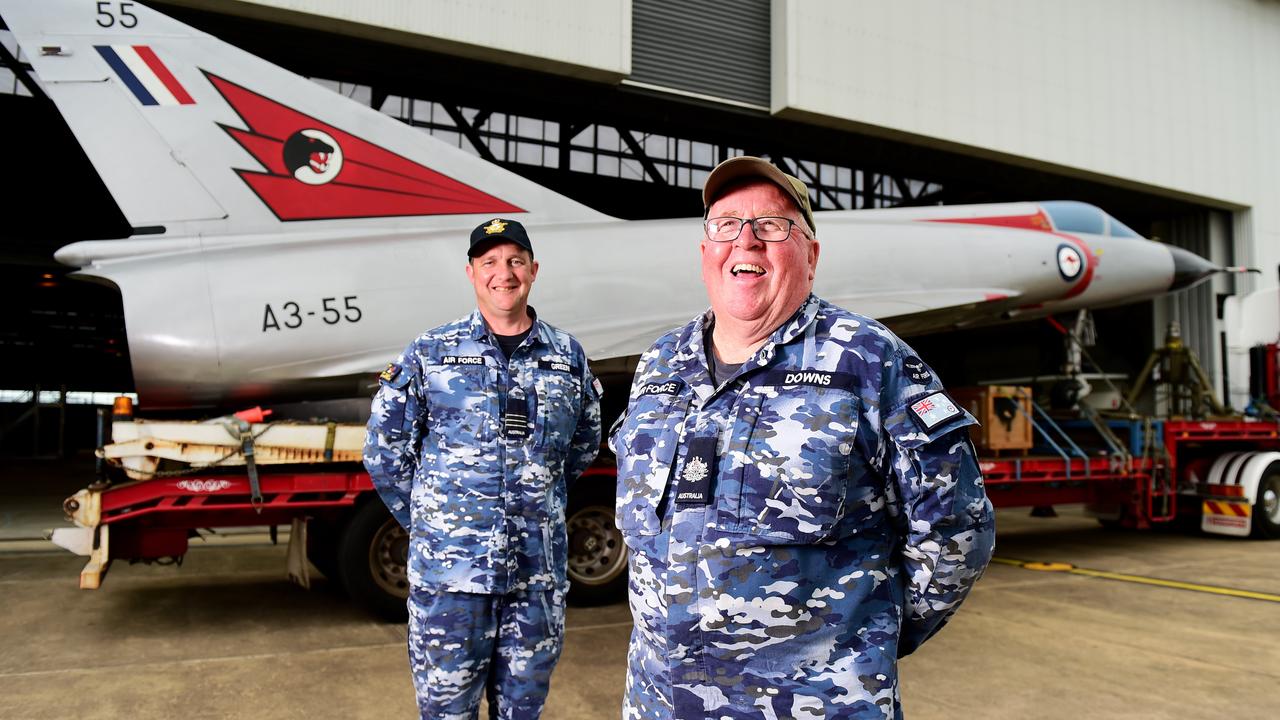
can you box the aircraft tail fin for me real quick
[0,0,606,239]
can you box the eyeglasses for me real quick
[704,216,802,243]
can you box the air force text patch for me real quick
[639,380,682,396]
[441,355,486,366]
[909,392,962,431]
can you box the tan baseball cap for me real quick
[702,156,816,235]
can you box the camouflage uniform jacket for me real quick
[365,309,601,594]
[610,294,995,719]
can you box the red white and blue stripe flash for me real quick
[94,45,195,106]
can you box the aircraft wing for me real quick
[831,288,1022,336]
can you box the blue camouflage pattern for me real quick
[610,294,995,719]
[408,586,565,719]
[364,308,602,593]
[365,308,600,719]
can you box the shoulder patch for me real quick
[902,356,933,385]
[379,363,400,383]
[378,362,411,389]
[908,391,961,431]
[592,377,604,398]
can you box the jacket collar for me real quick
[467,306,550,348]
[669,294,822,401]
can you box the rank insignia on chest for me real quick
[675,436,717,505]
[504,390,530,440]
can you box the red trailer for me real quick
[52,406,1280,621]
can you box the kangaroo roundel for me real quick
[1057,243,1085,281]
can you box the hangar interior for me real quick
[0,0,1269,454]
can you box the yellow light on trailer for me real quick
[112,395,134,420]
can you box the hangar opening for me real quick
[0,1,1245,452]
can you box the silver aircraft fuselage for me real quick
[54,202,1211,407]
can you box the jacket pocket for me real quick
[736,385,859,542]
[533,364,583,449]
[614,393,690,540]
[423,363,496,444]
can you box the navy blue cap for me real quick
[469,218,532,257]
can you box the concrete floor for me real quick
[2,459,1278,718]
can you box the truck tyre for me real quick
[337,500,409,622]
[1252,464,1280,539]
[566,481,628,605]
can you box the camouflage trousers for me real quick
[407,586,566,720]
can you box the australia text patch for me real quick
[758,369,855,389]
[639,380,682,396]
[909,392,962,431]
[441,355,486,366]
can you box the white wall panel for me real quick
[1251,7,1280,292]
[182,0,631,80]
[774,0,1274,215]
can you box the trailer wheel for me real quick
[337,500,409,622]
[1253,464,1280,539]
[566,482,628,605]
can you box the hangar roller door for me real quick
[631,0,771,108]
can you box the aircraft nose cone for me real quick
[1167,245,1219,291]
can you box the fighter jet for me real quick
[1,0,1222,409]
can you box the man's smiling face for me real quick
[466,240,538,318]
[701,180,819,332]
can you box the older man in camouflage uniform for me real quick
[610,158,995,719]
[365,218,602,719]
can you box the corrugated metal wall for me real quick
[630,0,770,107]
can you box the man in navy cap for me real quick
[364,217,602,719]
